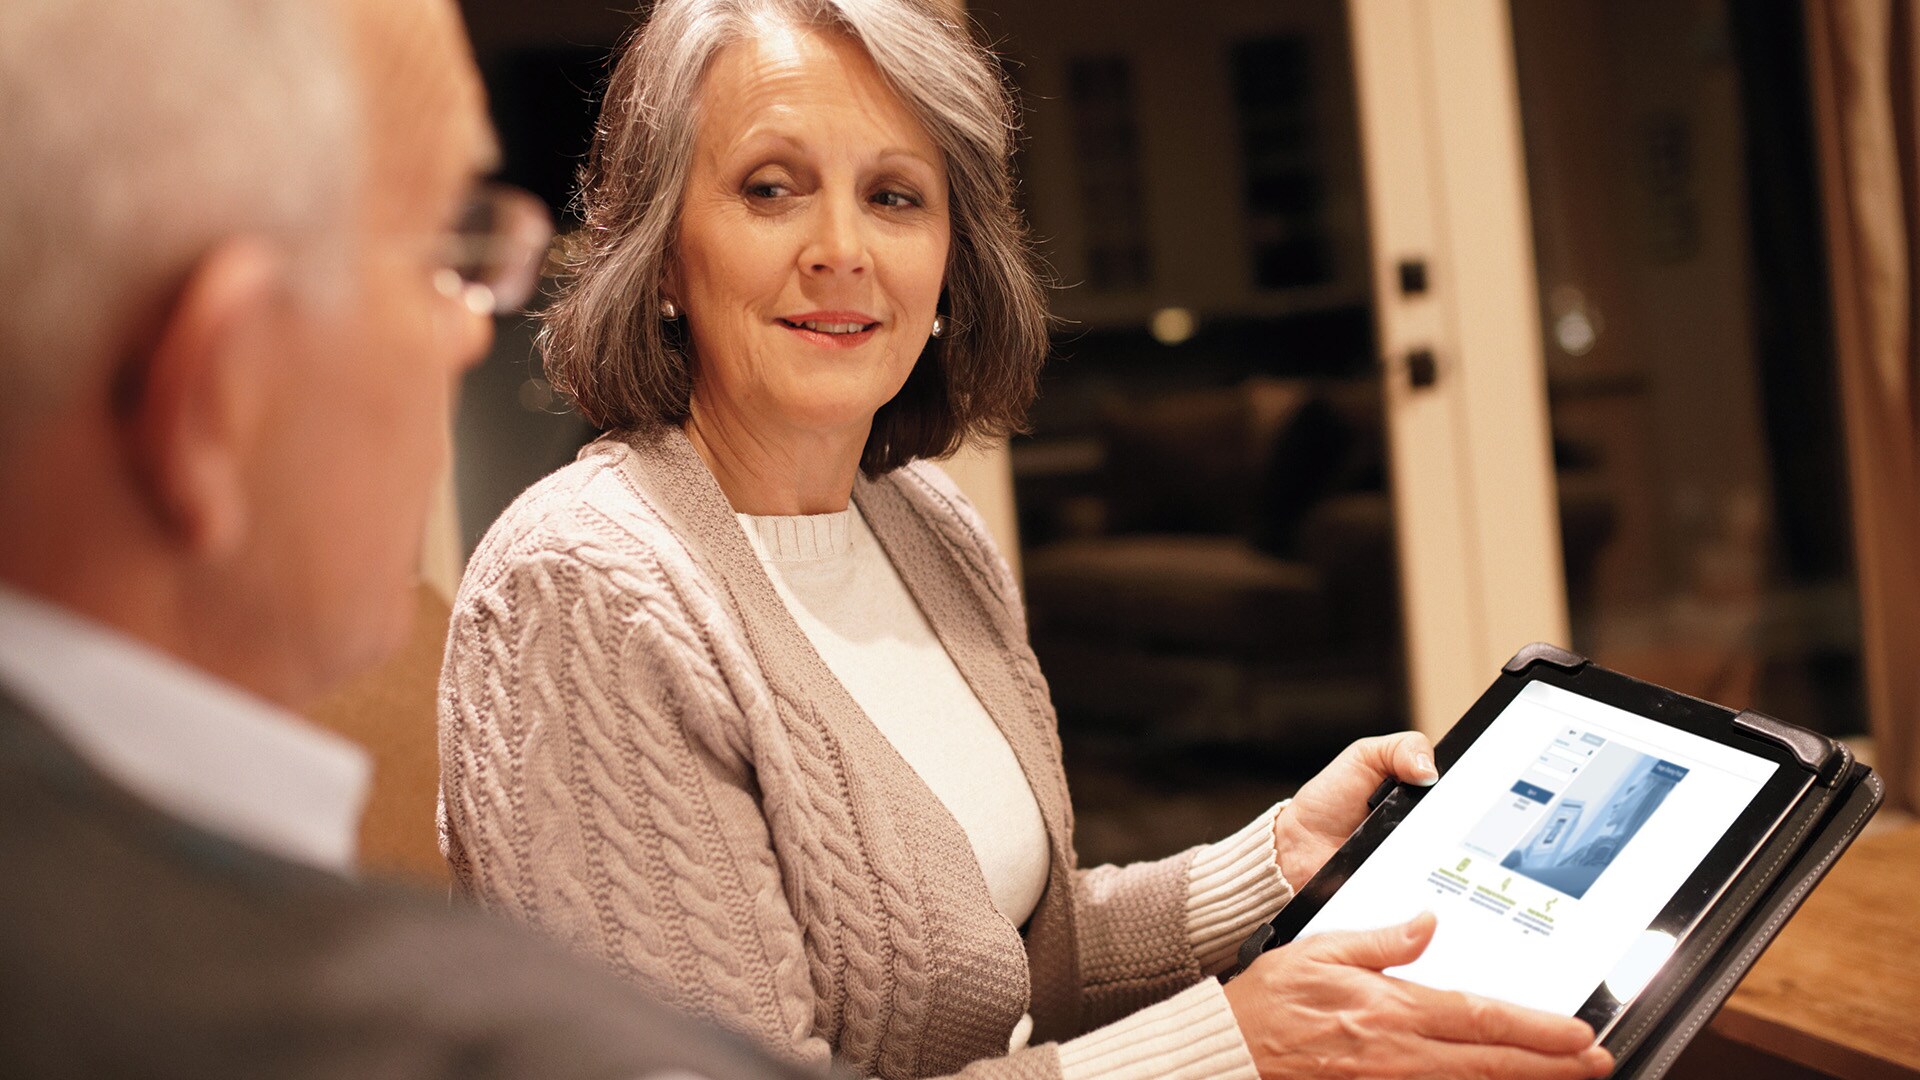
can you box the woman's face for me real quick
[671,23,951,444]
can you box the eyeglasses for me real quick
[429,182,556,316]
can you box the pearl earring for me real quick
[661,298,679,320]
[930,315,945,338]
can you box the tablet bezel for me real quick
[1258,659,1820,1038]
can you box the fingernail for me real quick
[1414,754,1437,784]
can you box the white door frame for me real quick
[1348,0,1570,735]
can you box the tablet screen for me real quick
[1294,681,1779,1017]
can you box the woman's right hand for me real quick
[1221,912,1614,1079]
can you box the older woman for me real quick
[438,2,1613,1078]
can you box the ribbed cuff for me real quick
[1187,801,1293,975]
[1055,979,1257,1080]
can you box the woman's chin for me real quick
[760,389,901,440]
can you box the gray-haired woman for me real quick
[437,2,1613,1078]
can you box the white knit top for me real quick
[740,507,1052,928]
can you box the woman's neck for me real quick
[683,398,868,516]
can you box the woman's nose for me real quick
[800,196,869,277]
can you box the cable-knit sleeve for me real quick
[437,539,829,1069]
[1067,807,1290,1045]
[1056,979,1257,1080]
[1068,850,1203,1025]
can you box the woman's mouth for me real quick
[779,318,875,334]
[777,313,881,348]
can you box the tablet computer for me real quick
[1235,644,1880,1074]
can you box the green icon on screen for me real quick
[1457,857,1471,872]
[1501,877,1513,892]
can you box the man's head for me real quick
[0,0,499,705]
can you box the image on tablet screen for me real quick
[1462,732,1689,899]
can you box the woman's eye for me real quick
[873,190,921,209]
[745,180,792,200]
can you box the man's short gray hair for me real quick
[0,0,359,445]
[543,0,1051,475]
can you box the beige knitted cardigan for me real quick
[439,429,1240,1078]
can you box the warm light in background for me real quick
[1149,306,1197,345]
[1549,285,1600,357]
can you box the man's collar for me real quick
[0,586,370,873]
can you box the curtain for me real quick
[1805,0,1920,815]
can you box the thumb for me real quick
[1306,912,1437,971]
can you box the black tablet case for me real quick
[1236,644,1883,1079]
[1613,756,1879,1077]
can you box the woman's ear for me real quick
[125,239,288,559]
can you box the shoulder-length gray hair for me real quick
[541,0,1049,475]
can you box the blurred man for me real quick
[0,1,805,1076]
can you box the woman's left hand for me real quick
[1274,732,1439,890]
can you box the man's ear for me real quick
[127,240,288,559]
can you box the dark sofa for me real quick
[1019,377,1614,757]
